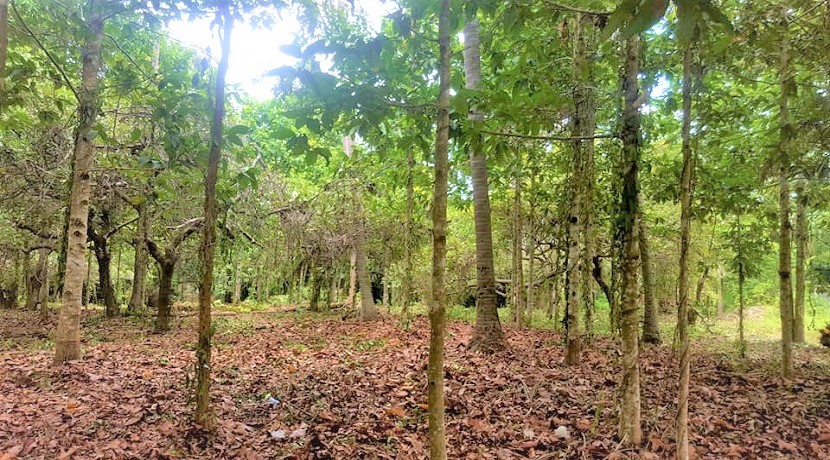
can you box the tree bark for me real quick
[28,249,49,314]
[54,12,104,365]
[195,1,232,428]
[618,34,642,446]
[777,13,794,378]
[0,0,8,97]
[464,19,503,349]
[794,183,807,343]
[427,1,450,457]
[346,248,357,306]
[511,173,525,327]
[309,266,322,312]
[676,44,695,460]
[401,147,414,317]
[573,13,597,338]
[154,261,175,332]
[638,193,660,344]
[353,195,377,320]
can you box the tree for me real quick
[427,0,450,457]
[464,17,503,350]
[54,3,106,365]
[195,0,233,427]
[617,33,642,446]
[776,7,794,378]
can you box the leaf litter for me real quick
[0,309,828,459]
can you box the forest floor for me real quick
[1,306,829,459]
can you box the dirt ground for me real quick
[1,308,828,459]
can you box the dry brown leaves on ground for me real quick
[0,309,828,459]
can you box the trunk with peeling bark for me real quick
[464,19,503,349]
[618,34,642,446]
[195,0,232,427]
[54,13,104,365]
[427,1,450,457]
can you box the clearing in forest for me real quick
[1,308,828,459]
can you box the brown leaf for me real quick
[386,406,406,417]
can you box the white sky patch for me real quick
[167,0,392,100]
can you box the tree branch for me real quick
[480,129,618,141]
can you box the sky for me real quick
[167,0,393,100]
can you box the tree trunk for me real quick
[233,257,241,304]
[54,13,104,365]
[28,249,49,313]
[154,261,176,333]
[382,264,390,312]
[794,183,807,343]
[511,173,525,327]
[638,193,660,344]
[715,265,724,314]
[692,265,709,326]
[128,193,151,313]
[401,147,414,317]
[738,258,746,358]
[328,270,337,307]
[464,19,503,349]
[617,34,642,446]
[676,44,695,460]
[353,196,377,321]
[346,248,357,306]
[309,266,322,312]
[573,14,597,338]
[195,1,232,428]
[777,14,794,378]
[0,0,7,96]
[427,1,450,457]
[94,243,118,318]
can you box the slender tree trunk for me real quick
[427,2,450,457]
[574,14,597,338]
[95,244,117,318]
[195,1,232,427]
[738,256,746,359]
[618,34,642,446]
[794,183,807,343]
[54,13,104,365]
[353,196,377,320]
[527,233,536,322]
[715,265,724,314]
[639,194,660,344]
[233,257,241,304]
[777,14,794,378]
[154,261,176,333]
[401,148,414,317]
[0,0,8,97]
[676,44,695,460]
[346,248,357,306]
[511,173,525,327]
[328,268,337,307]
[309,266,322,312]
[28,249,49,311]
[382,264,390,312]
[464,19,503,349]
